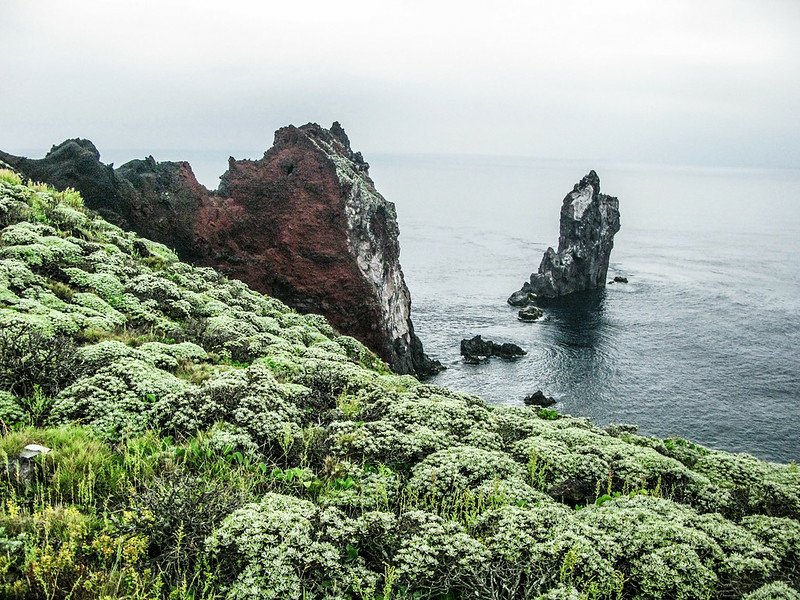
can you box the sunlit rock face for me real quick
[0,123,441,377]
[509,170,620,303]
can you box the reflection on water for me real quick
[536,290,612,395]
[538,290,608,350]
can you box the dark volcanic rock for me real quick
[0,123,441,377]
[507,289,534,307]
[518,305,544,322]
[460,335,526,361]
[0,140,122,219]
[0,140,208,248]
[612,276,628,284]
[523,390,556,407]
[114,157,210,261]
[509,170,620,301]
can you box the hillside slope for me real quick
[1,170,799,599]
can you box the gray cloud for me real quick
[2,0,798,168]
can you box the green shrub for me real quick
[538,408,559,420]
[64,267,125,302]
[392,509,490,594]
[742,515,800,586]
[576,495,775,597]
[743,581,800,599]
[0,390,25,428]
[50,357,188,440]
[206,493,348,599]
[408,446,527,500]
[131,467,247,586]
[0,320,79,399]
[695,451,800,518]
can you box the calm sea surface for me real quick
[114,150,800,463]
[369,155,800,464]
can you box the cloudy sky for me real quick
[2,0,799,169]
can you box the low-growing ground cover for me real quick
[0,169,798,599]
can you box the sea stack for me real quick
[509,170,620,305]
[0,123,442,377]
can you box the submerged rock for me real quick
[612,276,628,284]
[460,335,526,361]
[523,390,556,407]
[0,124,441,377]
[510,170,620,301]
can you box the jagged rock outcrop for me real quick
[509,170,620,304]
[0,123,441,377]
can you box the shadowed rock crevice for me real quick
[0,123,441,377]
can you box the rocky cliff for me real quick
[509,170,620,304]
[0,123,441,377]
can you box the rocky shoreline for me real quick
[0,123,442,377]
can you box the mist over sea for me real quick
[116,150,800,463]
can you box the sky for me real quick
[2,0,799,170]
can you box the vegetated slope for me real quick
[0,170,798,600]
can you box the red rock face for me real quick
[200,126,396,362]
[0,124,440,376]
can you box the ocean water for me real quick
[112,149,800,464]
[368,155,800,464]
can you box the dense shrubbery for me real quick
[1,172,799,598]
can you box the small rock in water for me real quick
[613,276,628,283]
[495,342,526,359]
[507,289,535,307]
[460,335,526,361]
[523,390,556,407]
[518,305,544,322]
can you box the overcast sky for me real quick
[2,0,799,169]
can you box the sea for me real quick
[110,149,800,464]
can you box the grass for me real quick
[0,169,22,186]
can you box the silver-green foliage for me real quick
[206,493,347,599]
[1,177,800,599]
